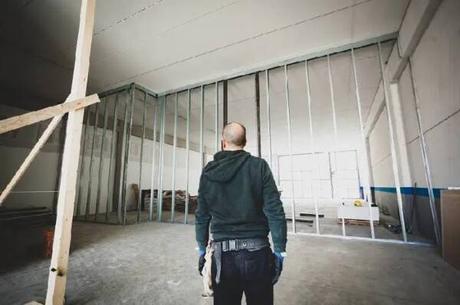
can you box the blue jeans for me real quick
[212,247,274,305]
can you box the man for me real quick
[195,122,287,305]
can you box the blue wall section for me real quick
[360,187,443,199]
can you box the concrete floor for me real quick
[80,209,432,244]
[1,222,459,305]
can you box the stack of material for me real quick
[175,195,198,214]
[161,190,198,214]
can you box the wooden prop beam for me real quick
[45,0,96,304]
[0,94,99,205]
[0,116,63,206]
[0,94,99,135]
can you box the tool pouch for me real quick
[201,242,214,297]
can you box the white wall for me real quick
[367,0,460,191]
[368,107,395,188]
[404,0,460,189]
[0,104,64,210]
[363,0,460,241]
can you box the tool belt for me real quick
[211,238,270,284]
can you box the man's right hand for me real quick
[198,250,206,276]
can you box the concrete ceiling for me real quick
[1,0,409,108]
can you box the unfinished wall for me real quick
[407,0,460,189]
[365,0,460,242]
[74,87,216,223]
[396,0,460,240]
[0,104,65,210]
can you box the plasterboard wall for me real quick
[0,104,65,210]
[365,0,460,242]
[369,107,394,187]
[405,0,460,189]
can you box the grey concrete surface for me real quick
[1,222,459,305]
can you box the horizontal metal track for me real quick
[288,231,433,247]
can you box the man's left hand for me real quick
[198,250,206,276]
[272,252,285,285]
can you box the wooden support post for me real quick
[45,0,95,304]
[0,94,99,135]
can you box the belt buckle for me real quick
[229,240,236,251]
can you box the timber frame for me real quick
[0,0,97,304]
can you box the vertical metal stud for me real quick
[76,110,91,218]
[105,94,118,222]
[137,91,147,223]
[171,93,178,222]
[377,42,407,242]
[85,104,99,220]
[255,73,261,158]
[284,65,296,233]
[200,85,205,167]
[305,61,320,234]
[265,70,273,168]
[94,99,109,221]
[223,81,228,126]
[184,89,191,224]
[328,152,334,199]
[327,54,346,237]
[121,85,135,225]
[157,96,166,222]
[408,59,441,245]
[117,92,130,224]
[148,98,158,222]
[215,82,219,152]
[351,48,375,239]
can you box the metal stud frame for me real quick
[73,38,439,247]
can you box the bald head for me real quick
[222,122,246,150]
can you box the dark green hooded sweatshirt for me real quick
[195,150,287,253]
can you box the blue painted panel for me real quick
[360,186,443,198]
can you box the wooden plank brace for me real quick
[0,94,99,135]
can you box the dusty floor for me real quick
[1,222,459,305]
[79,209,431,243]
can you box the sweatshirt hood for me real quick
[203,150,251,183]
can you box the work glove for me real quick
[272,252,285,285]
[198,249,206,276]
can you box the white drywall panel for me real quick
[0,146,60,209]
[424,112,460,188]
[408,0,460,188]
[368,107,395,187]
[406,138,428,188]
[411,0,460,132]
[0,104,64,209]
[398,65,419,142]
[396,65,427,188]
